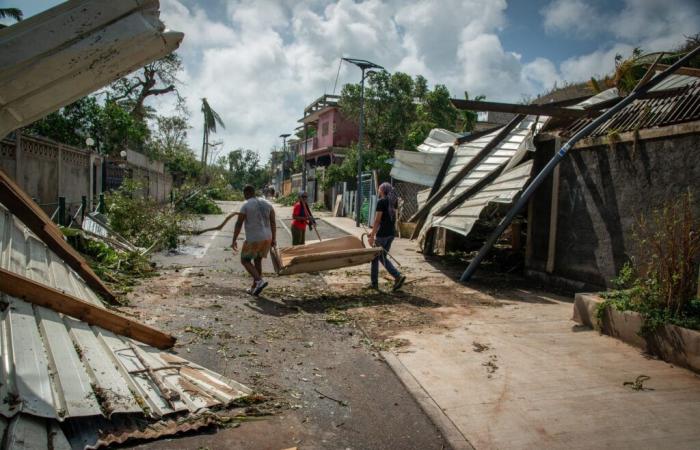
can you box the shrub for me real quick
[602,192,700,331]
[173,183,223,215]
[106,180,189,250]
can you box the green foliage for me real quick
[207,176,243,201]
[174,183,223,215]
[340,71,462,152]
[105,180,188,250]
[276,193,298,207]
[602,192,700,333]
[218,148,267,190]
[322,146,391,189]
[62,228,155,297]
[26,97,149,156]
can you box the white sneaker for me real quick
[252,279,268,296]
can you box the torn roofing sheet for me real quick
[419,116,544,241]
[390,150,447,186]
[430,161,535,236]
[0,201,251,448]
[0,0,184,137]
[416,128,461,153]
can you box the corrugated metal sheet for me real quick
[390,150,446,186]
[431,161,534,236]
[416,128,460,153]
[420,116,543,239]
[0,201,251,447]
[563,79,700,138]
[0,0,184,137]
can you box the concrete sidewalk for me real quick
[321,216,700,450]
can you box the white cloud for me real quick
[542,0,604,38]
[153,0,694,161]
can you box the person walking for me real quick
[367,182,406,291]
[291,191,312,246]
[232,185,276,295]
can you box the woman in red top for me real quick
[291,191,310,245]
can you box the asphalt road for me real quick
[132,200,448,450]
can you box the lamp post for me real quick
[279,133,291,193]
[302,124,308,191]
[341,58,384,227]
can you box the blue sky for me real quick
[2,0,697,158]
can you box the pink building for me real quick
[297,94,358,167]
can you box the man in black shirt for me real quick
[367,182,406,291]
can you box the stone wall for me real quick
[527,129,700,290]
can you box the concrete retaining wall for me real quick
[574,293,700,373]
[528,129,700,289]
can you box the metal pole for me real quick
[58,196,66,226]
[81,196,87,221]
[356,67,366,227]
[302,124,308,189]
[460,45,700,282]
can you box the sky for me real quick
[3,0,699,161]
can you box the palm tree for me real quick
[0,8,23,28]
[200,98,225,167]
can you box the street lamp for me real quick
[341,57,384,227]
[279,133,291,193]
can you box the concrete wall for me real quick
[1,133,102,216]
[527,131,700,289]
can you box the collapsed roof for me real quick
[0,1,252,448]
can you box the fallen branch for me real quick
[314,388,348,406]
[187,212,240,235]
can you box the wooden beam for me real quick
[451,99,589,119]
[0,168,115,303]
[0,268,175,349]
[545,144,561,274]
[409,114,526,224]
[647,63,700,78]
[428,146,456,199]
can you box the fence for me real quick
[393,180,424,222]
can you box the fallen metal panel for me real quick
[0,0,184,137]
[432,161,535,236]
[390,150,447,186]
[419,116,543,241]
[0,200,251,445]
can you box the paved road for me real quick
[134,201,447,450]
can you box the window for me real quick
[321,122,329,136]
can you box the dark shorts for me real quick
[292,226,306,246]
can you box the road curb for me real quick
[381,351,475,450]
[319,217,356,237]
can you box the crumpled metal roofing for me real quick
[390,150,447,187]
[419,116,543,240]
[0,0,184,137]
[430,161,534,236]
[0,201,251,447]
[416,128,460,153]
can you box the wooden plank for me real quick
[646,63,700,78]
[409,114,526,224]
[451,99,588,119]
[545,153,561,274]
[0,168,115,302]
[332,194,342,217]
[0,268,175,349]
[428,146,456,199]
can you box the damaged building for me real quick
[395,69,700,291]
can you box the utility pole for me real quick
[342,58,384,227]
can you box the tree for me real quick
[108,53,184,121]
[457,91,485,133]
[340,71,460,152]
[220,149,267,190]
[200,98,225,167]
[0,7,22,23]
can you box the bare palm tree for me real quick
[200,98,225,167]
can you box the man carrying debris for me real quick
[291,191,314,246]
[232,185,276,295]
[368,182,406,291]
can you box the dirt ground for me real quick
[121,202,468,450]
